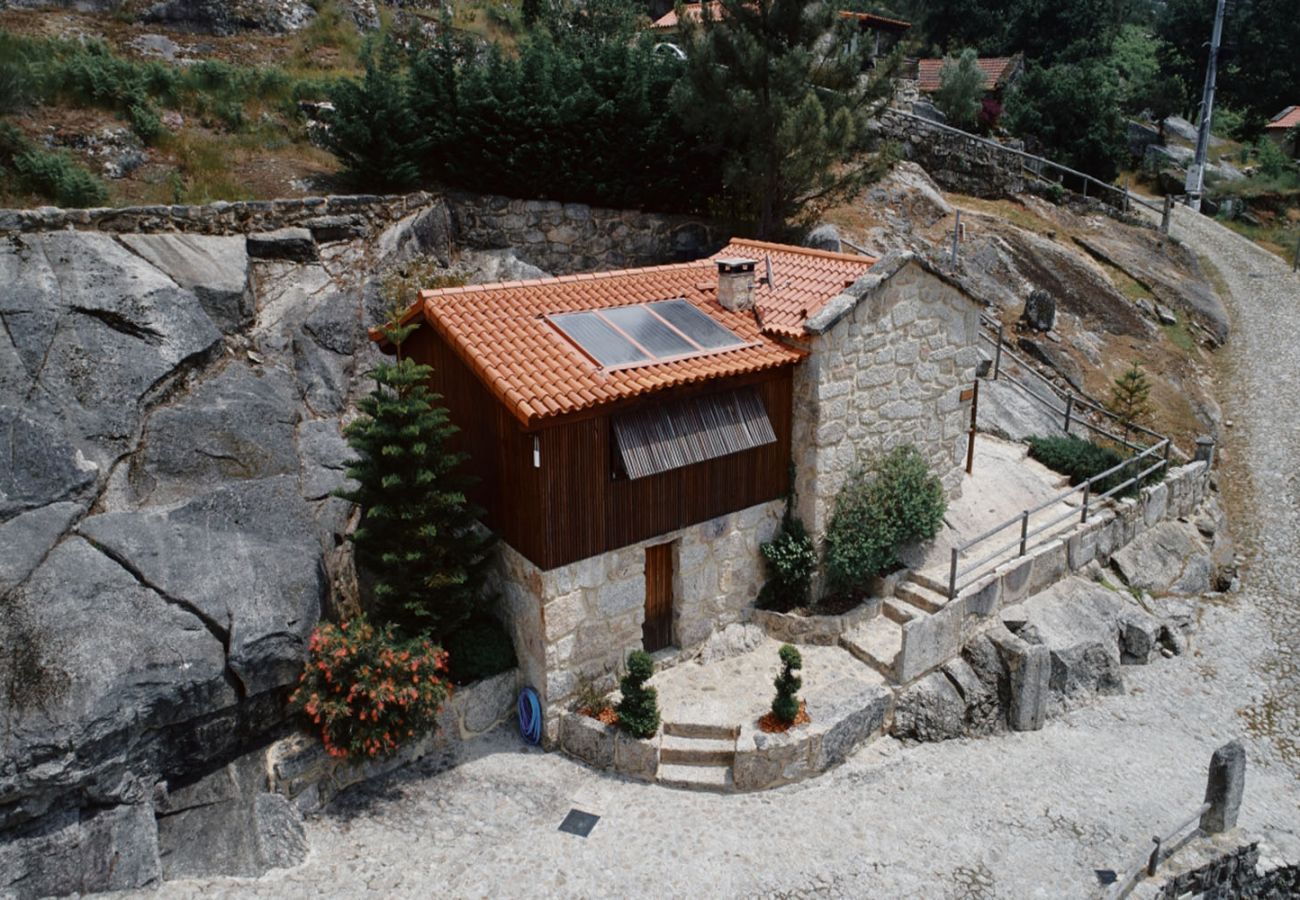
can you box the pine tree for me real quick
[934,48,985,129]
[1108,361,1153,441]
[671,0,897,238]
[325,37,422,191]
[616,650,660,738]
[771,644,803,724]
[339,301,493,641]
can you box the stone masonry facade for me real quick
[793,253,982,546]
[491,500,783,743]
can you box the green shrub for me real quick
[615,650,660,739]
[1026,434,1126,491]
[771,644,803,725]
[823,445,947,598]
[756,494,816,612]
[0,123,108,208]
[289,615,450,761]
[442,614,516,686]
[1256,137,1291,180]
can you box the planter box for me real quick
[751,597,881,646]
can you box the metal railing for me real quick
[1106,802,1213,898]
[946,437,1171,600]
[884,109,1162,215]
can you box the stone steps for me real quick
[895,579,950,614]
[663,721,739,741]
[840,617,902,680]
[659,734,736,767]
[657,762,734,793]
[883,597,919,625]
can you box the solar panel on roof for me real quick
[549,312,648,367]
[600,305,696,358]
[649,299,746,350]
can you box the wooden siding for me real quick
[406,326,794,571]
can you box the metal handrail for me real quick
[946,439,1171,599]
[1107,802,1213,898]
[884,109,1163,214]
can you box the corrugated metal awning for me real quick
[612,386,777,480]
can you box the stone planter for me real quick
[750,596,882,646]
[558,712,659,782]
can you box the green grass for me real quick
[1162,320,1198,354]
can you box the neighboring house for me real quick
[916,54,1023,101]
[383,239,982,740]
[1264,106,1300,158]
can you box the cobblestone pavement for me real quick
[129,209,1300,899]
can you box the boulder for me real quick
[892,670,965,742]
[247,228,318,263]
[1127,120,1160,159]
[1012,577,1127,702]
[118,233,252,333]
[302,214,366,244]
[803,223,842,253]
[1162,115,1199,143]
[975,377,1067,442]
[377,203,453,267]
[1016,336,1085,392]
[1021,289,1056,331]
[79,478,323,696]
[0,501,82,594]
[943,656,1000,735]
[1111,520,1213,596]
[126,361,302,506]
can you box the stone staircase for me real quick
[838,570,953,681]
[656,722,738,792]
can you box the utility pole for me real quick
[1186,0,1227,212]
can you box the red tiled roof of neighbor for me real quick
[397,240,875,425]
[917,56,1019,93]
[650,1,724,28]
[1266,106,1300,129]
[837,10,912,31]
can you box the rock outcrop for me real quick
[0,199,471,897]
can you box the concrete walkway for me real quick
[129,209,1300,898]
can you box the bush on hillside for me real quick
[1,123,107,207]
[823,445,946,599]
[289,616,450,761]
[1024,434,1155,496]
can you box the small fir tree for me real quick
[934,48,985,130]
[1108,361,1152,441]
[616,650,660,739]
[771,644,803,725]
[325,37,422,190]
[339,299,493,641]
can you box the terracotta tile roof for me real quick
[1266,106,1300,129]
[402,240,875,426]
[917,56,1019,93]
[650,1,723,29]
[837,10,912,32]
[723,238,876,337]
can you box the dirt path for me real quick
[1161,204,1300,768]
[128,207,1300,899]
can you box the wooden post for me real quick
[1063,394,1075,434]
[1161,194,1174,235]
[1019,511,1029,556]
[950,210,962,269]
[994,325,1004,380]
[965,379,979,475]
[948,547,959,601]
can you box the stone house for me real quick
[916,55,1024,105]
[1264,106,1299,158]
[385,239,982,741]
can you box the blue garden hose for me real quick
[518,687,542,745]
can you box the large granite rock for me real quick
[118,233,253,333]
[892,670,966,742]
[1009,577,1130,703]
[1111,520,1213,596]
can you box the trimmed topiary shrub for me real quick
[289,615,450,761]
[442,613,516,686]
[823,445,947,599]
[771,644,803,725]
[615,650,660,739]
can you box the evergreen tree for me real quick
[934,48,985,129]
[616,650,660,738]
[325,38,421,190]
[670,0,896,238]
[339,301,493,641]
[771,644,803,724]
[1004,58,1128,181]
[1108,361,1153,441]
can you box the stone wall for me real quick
[1157,842,1300,898]
[491,500,783,743]
[0,190,716,277]
[875,109,1025,199]
[793,253,981,545]
[894,459,1213,684]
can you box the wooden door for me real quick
[642,542,674,652]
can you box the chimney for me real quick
[715,258,757,312]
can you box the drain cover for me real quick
[558,808,600,837]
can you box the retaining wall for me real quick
[875,110,1025,199]
[895,460,1212,683]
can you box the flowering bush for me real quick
[289,616,450,761]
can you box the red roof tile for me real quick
[399,240,875,426]
[837,10,912,31]
[1266,106,1300,129]
[650,1,724,29]
[917,56,1019,93]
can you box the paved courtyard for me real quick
[129,207,1300,898]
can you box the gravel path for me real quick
[128,209,1300,900]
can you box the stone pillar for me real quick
[1200,740,1246,834]
[1195,435,1216,468]
[989,626,1049,731]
